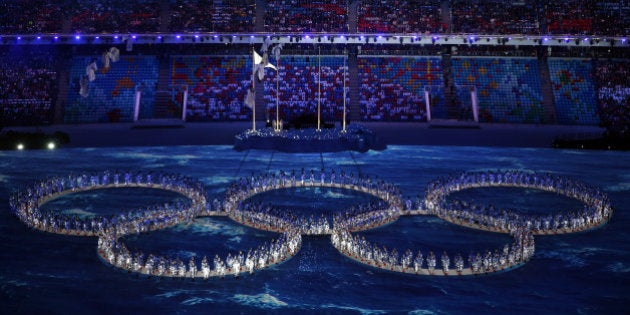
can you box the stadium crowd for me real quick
[265,0,348,33]
[595,60,630,138]
[0,1,628,35]
[0,48,57,125]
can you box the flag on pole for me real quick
[79,76,89,97]
[253,50,277,81]
[102,47,120,69]
[86,59,98,82]
[244,87,255,109]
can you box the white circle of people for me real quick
[9,169,612,278]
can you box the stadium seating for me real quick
[547,58,598,125]
[65,55,158,123]
[169,0,255,33]
[358,0,444,33]
[358,56,443,121]
[265,0,348,33]
[451,0,541,35]
[594,60,630,135]
[263,55,348,123]
[170,55,252,121]
[544,0,593,35]
[592,1,630,36]
[70,0,161,34]
[0,46,57,126]
[451,57,545,123]
[0,0,64,34]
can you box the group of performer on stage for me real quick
[9,171,207,236]
[424,170,613,234]
[332,226,535,276]
[98,228,302,278]
[9,168,613,278]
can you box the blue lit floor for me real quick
[1,145,628,314]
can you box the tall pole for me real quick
[342,53,347,132]
[276,58,280,131]
[317,46,321,131]
[251,48,256,131]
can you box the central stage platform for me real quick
[233,125,386,153]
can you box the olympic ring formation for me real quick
[9,169,613,278]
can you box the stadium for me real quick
[1,1,629,314]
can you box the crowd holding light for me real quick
[9,168,613,278]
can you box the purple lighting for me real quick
[36,36,41,40]
[176,35,181,39]
[75,35,80,40]
[132,35,137,39]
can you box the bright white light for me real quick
[47,142,55,150]
[75,35,80,40]
[16,143,24,150]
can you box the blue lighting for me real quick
[194,35,199,38]
[54,36,58,40]
[95,36,99,39]
[17,36,21,40]
[132,35,137,39]
[176,35,181,39]
[75,35,80,40]
[36,36,41,40]
[157,36,162,39]
[114,36,118,39]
